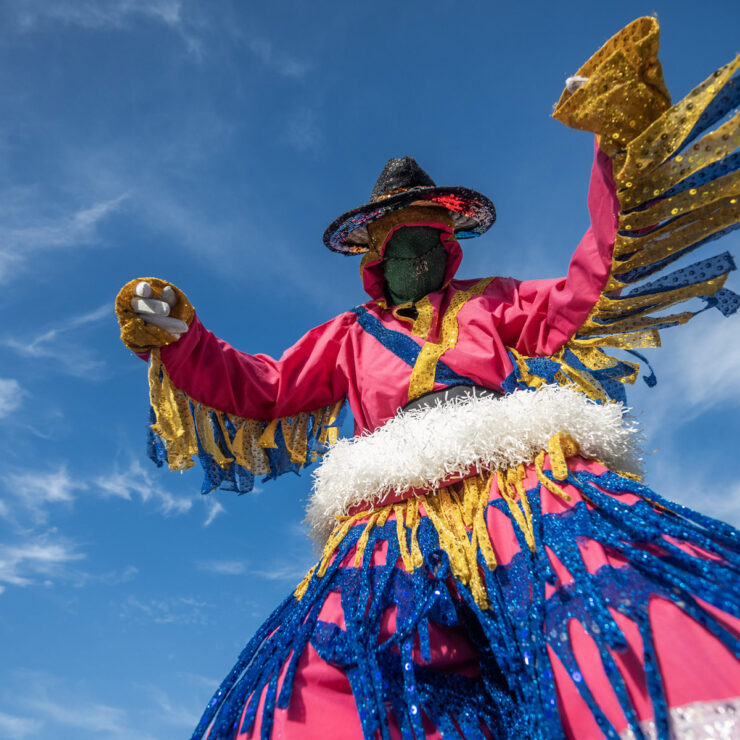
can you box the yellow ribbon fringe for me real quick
[148,349,344,476]
[295,433,599,610]
[544,21,740,403]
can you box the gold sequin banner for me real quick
[148,350,344,480]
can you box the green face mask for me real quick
[382,226,448,305]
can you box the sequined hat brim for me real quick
[322,185,496,255]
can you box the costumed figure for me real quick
[116,18,740,740]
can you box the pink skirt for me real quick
[195,455,740,740]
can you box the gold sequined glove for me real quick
[115,277,195,354]
[553,16,671,156]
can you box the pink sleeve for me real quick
[493,139,619,356]
[158,311,355,420]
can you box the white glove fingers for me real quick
[160,285,177,308]
[131,297,171,316]
[135,281,152,298]
[140,314,189,335]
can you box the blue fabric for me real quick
[680,68,740,151]
[352,305,476,387]
[623,252,736,298]
[191,468,740,740]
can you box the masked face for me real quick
[382,226,448,305]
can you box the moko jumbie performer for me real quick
[117,18,740,740]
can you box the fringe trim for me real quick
[537,56,740,404]
[299,433,632,611]
[307,385,642,544]
[147,349,344,493]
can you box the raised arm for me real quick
[116,278,353,492]
[493,17,739,402]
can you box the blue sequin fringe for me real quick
[191,469,740,740]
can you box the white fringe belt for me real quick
[306,385,643,544]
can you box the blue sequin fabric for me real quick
[191,466,740,740]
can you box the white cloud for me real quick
[250,559,314,583]
[11,0,202,57]
[283,106,323,154]
[14,0,182,28]
[0,378,24,418]
[11,672,160,740]
[664,316,740,411]
[244,36,309,78]
[196,559,246,575]
[120,595,211,625]
[0,194,127,283]
[94,459,192,517]
[140,688,200,729]
[3,302,111,377]
[203,497,225,527]
[4,467,84,524]
[0,532,86,589]
[0,711,41,740]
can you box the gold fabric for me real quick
[365,206,455,254]
[619,112,740,211]
[547,20,739,401]
[552,17,670,156]
[407,278,493,401]
[116,277,195,353]
[618,55,740,183]
[297,433,640,611]
[411,295,435,339]
[147,351,343,477]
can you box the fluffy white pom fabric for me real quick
[306,386,643,544]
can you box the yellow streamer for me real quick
[408,278,494,401]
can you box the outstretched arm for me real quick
[116,278,353,491]
[492,17,739,401]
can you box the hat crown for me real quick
[370,157,436,201]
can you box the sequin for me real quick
[147,351,345,494]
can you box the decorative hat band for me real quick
[366,206,455,254]
[371,187,412,202]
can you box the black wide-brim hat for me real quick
[323,156,496,254]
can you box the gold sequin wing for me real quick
[116,277,195,353]
[523,18,740,403]
[553,17,670,157]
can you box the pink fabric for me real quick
[359,222,463,302]
[158,141,618,434]
[234,456,740,739]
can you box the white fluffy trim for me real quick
[306,385,643,544]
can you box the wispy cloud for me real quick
[120,595,212,625]
[12,671,159,740]
[196,559,246,576]
[0,711,41,740]
[4,302,111,377]
[14,0,183,28]
[203,497,225,527]
[3,467,84,524]
[0,194,127,283]
[94,459,193,517]
[663,316,740,412]
[138,687,200,729]
[283,106,324,154]
[10,0,202,56]
[0,378,25,419]
[627,312,740,434]
[243,36,310,78]
[0,532,86,589]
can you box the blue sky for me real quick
[0,1,738,738]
